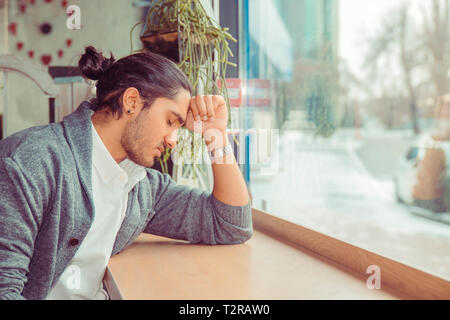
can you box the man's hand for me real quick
[185,96,249,206]
[185,95,228,140]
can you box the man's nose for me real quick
[165,131,178,149]
[165,139,176,149]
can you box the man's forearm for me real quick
[207,131,250,207]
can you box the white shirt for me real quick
[46,122,146,300]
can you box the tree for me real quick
[361,0,450,135]
[421,0,450,96]
[362,2,422,135]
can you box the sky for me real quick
[338,0,429,70]
[338,0,399,77]
[338,0,430,99]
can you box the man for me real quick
[0,47,252,300]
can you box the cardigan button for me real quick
[68,238,80,247]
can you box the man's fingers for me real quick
[212,95,226,108]
[204,95,216,121]
[196,95,208,121]
[212,95,228,122]
[190,97,200,122]
[190,95,223,123]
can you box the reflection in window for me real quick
[242,0,450,279]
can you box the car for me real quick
[393,134,450,224]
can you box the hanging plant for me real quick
[138,0,238,179]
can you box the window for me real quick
[239,0,450,280]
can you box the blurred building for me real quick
[246,0,339,135]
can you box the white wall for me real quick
[1,0,144,137]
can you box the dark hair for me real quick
[78,46,193,118]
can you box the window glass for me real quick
[242,0,450,279]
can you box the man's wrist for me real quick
[204,130,229,148]
[205,130,232,164]
[209,144,233,163]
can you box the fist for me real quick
[185,95,228,135]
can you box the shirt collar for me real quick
[119,159,147,193]
[91,121,126,185]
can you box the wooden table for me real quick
[105,230,406,300]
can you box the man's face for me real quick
[121,89,191,167]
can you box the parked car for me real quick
[393,134,450,224]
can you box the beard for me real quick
[120,113,157,168]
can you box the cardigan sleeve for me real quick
[0,158,44,300]
[143,169,253,245]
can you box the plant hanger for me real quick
[138,0,238,183]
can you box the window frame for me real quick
[216,0,450,299]
[252,208,450,300]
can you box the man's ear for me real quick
[121,87,142,115]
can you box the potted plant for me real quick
[138,0,237,189]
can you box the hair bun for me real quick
[78,46,115,81]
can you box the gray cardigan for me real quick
[0,101,253,300]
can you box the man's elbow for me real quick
[226,226,254,244]
[239,228,254,243]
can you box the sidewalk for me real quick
[250,129,450,280]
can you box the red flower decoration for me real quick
[66,38,72,47]
[19,4,27,14]
[57,50,64,58]
[16,42,24,51]
[8,23,17,36]
[28,50,34,59]
[41,55,52,65]
[61,0,68,8]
